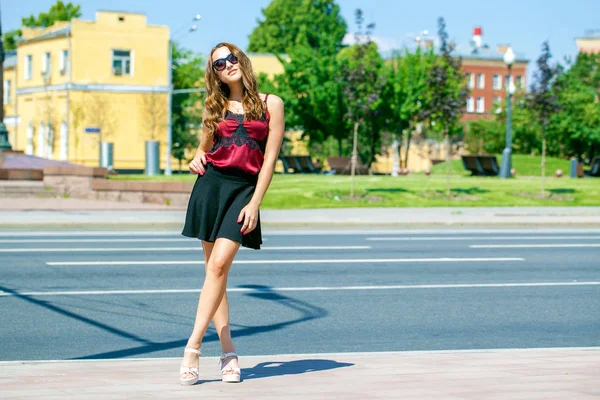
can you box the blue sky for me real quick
[4,0,600,82]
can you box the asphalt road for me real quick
[1,228,599,361]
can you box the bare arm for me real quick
[238,94,285,234]
[189,108,214,174]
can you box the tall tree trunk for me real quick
[369,119,377,170]
[338,137,343,157]
[445,131,451,198]
[541,133,547,198]
[404,122,413,170]
[351,121,360,199]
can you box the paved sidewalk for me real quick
[1,348,598,399]
[0,196,600,229]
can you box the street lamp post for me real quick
[499,46,516,178]
[165,14,200,176]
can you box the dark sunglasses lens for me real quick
[228,54,238,64]
[213,59,226,71]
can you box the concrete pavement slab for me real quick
[0,348,598,399]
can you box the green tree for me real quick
[551,52,600,162]
[420,17,469,197]
[248,0,346,56]
[389,47,435,167]
[171,43,205,173]
[3,1,82,50]
[529,41,561,196]
[339,10,386,196]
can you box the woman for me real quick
[179,42,284,385]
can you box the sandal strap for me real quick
[184,347,201,355]
[180,366,199,374]
[218,352,238,367]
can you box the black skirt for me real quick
[182,163,262,250]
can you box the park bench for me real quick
[584,156,600,177]
[278,155,322,174]
[461,155,499,176]
[326,156,369,175]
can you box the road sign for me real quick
[85,127,101,134]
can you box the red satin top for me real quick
[205,98,270,175]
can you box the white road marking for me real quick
[1,228,600,237]
[0,246,371,253]
[367,236,600,241]
[470,244,600,249]
[0,238,192,244]
[46,257,524,266]
[1,281,597,297]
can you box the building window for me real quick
[467,73,475,89]
[42,52,51,75]
[516,75,524,89]
[59,50,69,75]
[493,74,501,90]
[3,80,11,105]
[477,73,485,89]
[466,97,475,113]
[112,50,132,76]
[25,55,33,80]
[494,96,502,105]
[476,97,485,113]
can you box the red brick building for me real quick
[458,28,528,122]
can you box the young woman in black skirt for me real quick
[179,42,284,385]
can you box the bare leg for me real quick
[181,238,240,378]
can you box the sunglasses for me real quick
[212,53,238,72]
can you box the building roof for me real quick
[20,25,71,44]
[3,50,17,69]
[383,40,528,63]
[576,29,600,39]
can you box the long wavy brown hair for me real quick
[203,42,266,136]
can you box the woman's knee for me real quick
[206,256,230,278]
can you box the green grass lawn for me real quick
[109,154,598,208]
[431,154,572,177]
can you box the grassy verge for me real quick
[108,155,598,208]
[431,154,572,177]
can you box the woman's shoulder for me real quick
[259,93,284,109]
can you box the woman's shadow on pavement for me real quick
[241,359,354,380]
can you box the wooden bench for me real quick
[584,156,600,177]
[461,155,499,176]
[278,155,322,174]
[327,156,369,175]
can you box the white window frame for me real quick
[516,75,524,89]
[467,73,475,89]
[25,55,33,80]
[477,73,485,89]
[476,97,485,113]
[493,74,501,90]
[466,97,475,113]
[112,49,133,76]
[3,80,11,105]
[59,49,69,75]
[42,52,51,75]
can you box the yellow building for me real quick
[3,51,18,141]
[575,30,600,54]
[7,10,170,170]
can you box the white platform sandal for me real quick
[219,352,241,383]
[179,347,201,386]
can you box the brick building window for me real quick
[467,73,475,89]
[477,73,485,89]
[493,74,501,90]
[466,97,475,113]
[476,97,485,113]
[516,76,524,89]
